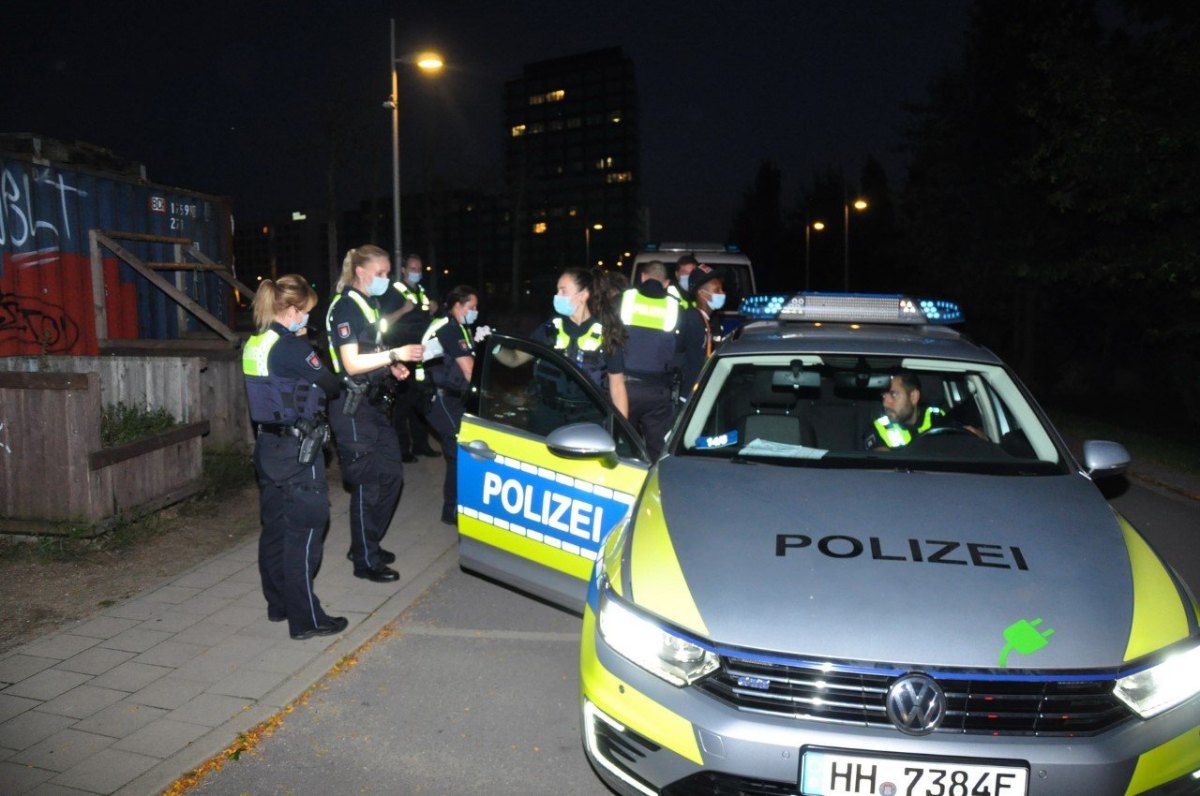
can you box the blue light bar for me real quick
[738,292,965,325]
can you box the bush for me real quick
[100,402,177,447]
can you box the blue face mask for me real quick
[287,312,309,333]
[553,295,577,317]
[405,270,422,286]
[678,275,690,291]
[707,293,726,311]
[464,308,479,325]
[367,275,390,296]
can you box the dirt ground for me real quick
[0,481,262,655]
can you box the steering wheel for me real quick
[919,425,972,437]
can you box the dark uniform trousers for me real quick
[391,379,433,455]
[627,377,675,461]
[426,390,463,523]
[254,432,333,638]
[329,393,405,571]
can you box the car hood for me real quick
[624,457,1181,671]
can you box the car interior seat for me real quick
[738,370,815,446]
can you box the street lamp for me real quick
[584,222,603,266]
[805,219,825,290]
[387,18,443,267]
[842,196,869,291]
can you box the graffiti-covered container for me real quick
[0,139,233,357]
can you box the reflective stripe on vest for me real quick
[394,281,430,312]
[667,284,691,310]
[551,317,604,352]
[549,317,606,387]
[417,316,471,382]
[325,290,381,373]
[872,406,947,448]
[242,329,322,424]
[242,329,281,377]
[619,289,680,331]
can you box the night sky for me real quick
[3,0,973,241]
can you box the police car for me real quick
[454,293,1200,796]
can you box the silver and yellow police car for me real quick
[453,293,1200,796]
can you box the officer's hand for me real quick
[473,325,492,343]
[390,363,410,381]
[393,344,424,362]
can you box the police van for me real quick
[454,292,1200,796]
[630,242,756,336]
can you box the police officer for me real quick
[680,262,726,393]
[863,372,950,450]
[243,274,347,640]
[326,245,423,583]
[422,285,480,525]
[671,254,697,308]
[378,253,438,462]
[619,261,681,460]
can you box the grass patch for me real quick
[101,402,178,448]
[1049,410,1200,475]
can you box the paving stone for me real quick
[70,702,167,739]
[140,586,202,605]
[125,677,207,710]
[207,668,288,700]
[112,718,209,759]
[170,596,232,618]
[164,693,251,727]
[8,729,113,773]
[243,646,318,674]
[0,760,55,792]
[65,616,140,641]
[0,711,76,750]
[0,694,40,723]
[129,641,207,669]
[169,569,229,589]
[88,662,171,693]
[206,605,262,628]
[199,580,259,601]
[167,620,238,647]
[53,648,134,677]
[3,670,91,701]
[136,610,202,634]
[24,783,96,795]
[37,685,126,720]
[0,655,58,685]
[97,602,162,622]
[50,747,159,793]
[96,628,173,654]
[17,636,100,662]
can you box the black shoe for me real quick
[415,447,440,458]
[441,513,456,526]
[354,565,400,583]
[402,453,418,463]
[268,610,286,623]
[346,549,396,564]
[290,616,348,640]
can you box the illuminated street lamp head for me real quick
[416,52,444,72]
[592,223,604,231]
[853,199,869,211]
[812,220,826,231]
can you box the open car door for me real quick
[455,333,651,612]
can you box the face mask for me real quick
[553,295,577,316]
[287,312,309,333]
[708,293,726,311]
[405,270,422,286]
[678,275,690,291]
[464,308,479,325]
[366,275,390,296]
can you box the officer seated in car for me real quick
[862,372,950,450]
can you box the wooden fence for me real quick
[0,370,209,534]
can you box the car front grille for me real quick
[697,655,1132,736]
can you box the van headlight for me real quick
[1113,642,1200,719]
[597,590,719,686]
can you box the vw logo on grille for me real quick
[885,674,946,735]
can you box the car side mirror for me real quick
[1082,440,1131,480]
[546,422,618,466]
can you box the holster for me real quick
[342,377,368,416]
[295,416,330,465]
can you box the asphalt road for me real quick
[195,475,1198,796]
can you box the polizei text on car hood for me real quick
[627,458,1189,671]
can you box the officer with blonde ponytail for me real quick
[243,274,347,639]
[326,246,423,583]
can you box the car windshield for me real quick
[677,354,1068,475]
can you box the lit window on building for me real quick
[546,89,565,102]
[533,222,548,234]
[528,122,544,134]
[568,207,578,217]
[595,156,614,169]
[606,171,633,184]
[529,94,544,105]
[511,124,527,137]
[610,113,622,124]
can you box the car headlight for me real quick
[597,589,719,686]
[1113,642,1200,719]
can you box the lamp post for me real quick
[842,195,869,291]
[584,222,603,266]
[805,218,825,290]
[387,18,443,266]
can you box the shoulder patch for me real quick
[337,322,351,339]
[458,339,471,351]
[306,352,322,369]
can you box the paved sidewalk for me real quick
[0,458,455,796]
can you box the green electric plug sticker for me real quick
[999,618,1055,667]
